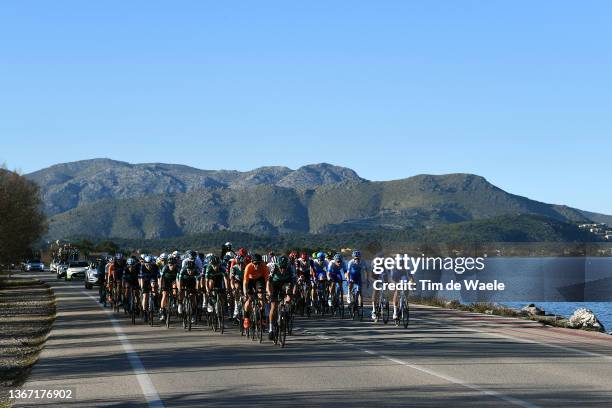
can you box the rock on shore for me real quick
[568,308,605,332]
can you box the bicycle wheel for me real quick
[166,302,171,328]
[252,304,259,341]
[182,299,188,330]
[217,297,224,335]
[279,310,287,348]
[382,299,390,324]
[130,290,136,325]
[188,299,193,331]
[402,298,409,329]
[149,295,155,327]
[257,306,264,344]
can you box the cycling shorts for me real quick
[247,277,265,293]
[271,282,292,301]
[328,272,343,283]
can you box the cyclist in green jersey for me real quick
[159,256,179,321]
[204,255,229,313]
[267,256,295,340]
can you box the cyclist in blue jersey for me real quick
[327,253,346,307]
[311,252,328,306]
[346,249,366,308]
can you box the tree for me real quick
[0,168,47,267]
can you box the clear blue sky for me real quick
[1,1,610,214]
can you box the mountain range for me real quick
[25,158,612,241]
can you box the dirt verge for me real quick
[0,273,56,407]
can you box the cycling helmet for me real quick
[144,255,152,264]
[352,249,361,258]
[224,241,232,248]
[185,260,196,270]
[238,247,247,257]
[115,253,123,260]
[126,258,136,266]
[159,253,168,261]
[171,250,180,258]
[278,256,291,270]
[210,255,220,266]
[317,252,326,260]
[300,252,308,261]
[289,250,297,260]
[252,253,263,264]
[334,254,343,262]
[326,252,334,260]
[168,257,177,265]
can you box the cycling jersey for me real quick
[108,263,124,281]
[244,262,269,282]
[327,261,346,283]
[160,264,179,284]
[180,272,197,292]
[312,259,328,281]
[230,264,245,281]
[139,264,159,281]
[123,265,140,284]
[296,259,312,277]
[346,259,365,284]
[205,264,227,289]
[181,257,203,274]
[269,265,294,284]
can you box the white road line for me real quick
[82,291,165,408]
[300,328,541,408]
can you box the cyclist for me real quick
[391,264,414,321]
[327,253,346,307]
[221,242,235,259]
[156,253,168,269]
[267,256,294,340]
[107,255,124,305]
[139,255,159,322]
[346,250,366,308]
[266,251,277,271]
[159,255,179,321]
[204,255,229,314]
[230,255,247,318]
[370,253,389,321]
[182,250,203,274]
[123,257,140,310]
[178,260,198,324]
[311,252,328,308]
[242,253,269,330]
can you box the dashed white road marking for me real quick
[298,326,541,408]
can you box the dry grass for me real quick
[0,274,56,406]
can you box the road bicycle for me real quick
[348,282,364,322]
[208,287,225,334]
[182,288,196,331]
[395,287,409,329]
[373,285,390,324]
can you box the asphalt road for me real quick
[13,272,612,408]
